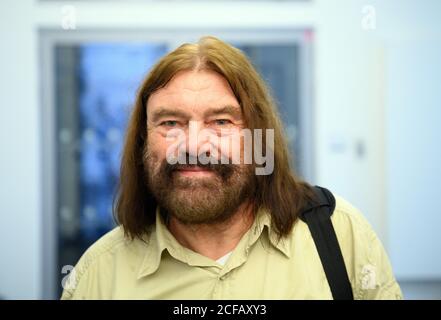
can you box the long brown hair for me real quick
[114,36,316,240]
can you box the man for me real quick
[61,36,402,300]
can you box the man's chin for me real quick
[172,175,221,189]
[171,185,219,196]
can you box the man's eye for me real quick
[214,119,232,125]
[160,120,178,127]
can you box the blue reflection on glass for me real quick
[78,43,167,240]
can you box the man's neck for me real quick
[167,202,255,261]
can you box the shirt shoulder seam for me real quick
[63,228,129,298]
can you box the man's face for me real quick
[144,70,255,224]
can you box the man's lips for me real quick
[174,166,214,176]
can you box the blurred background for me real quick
[0,0,440,300]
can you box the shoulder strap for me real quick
[300,186,354,300]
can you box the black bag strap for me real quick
[300,186,354,300]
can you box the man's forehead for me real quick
[147,70,241,114]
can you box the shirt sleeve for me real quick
[333,196,403,300]
[60,248,102,300]
[356,226,403,300]
[60,258,88,299]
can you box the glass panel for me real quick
[55,43,167,296]
[78,43,166,241]
[239,45,301,172]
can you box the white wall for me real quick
[387,40,441,279]
[0,0,41,299]
[0,0,439,299]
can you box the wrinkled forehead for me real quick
[147,70,241,117]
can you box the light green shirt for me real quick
[61,195,402,300]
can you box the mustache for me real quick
[163,154,237,180]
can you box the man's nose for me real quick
[185,120,212,158]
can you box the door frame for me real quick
[39,27,315,299]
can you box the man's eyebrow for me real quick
[203,105,242,119]
[150,107,190,123]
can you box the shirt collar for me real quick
[251,207,292,258]
[137,206,291,279]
